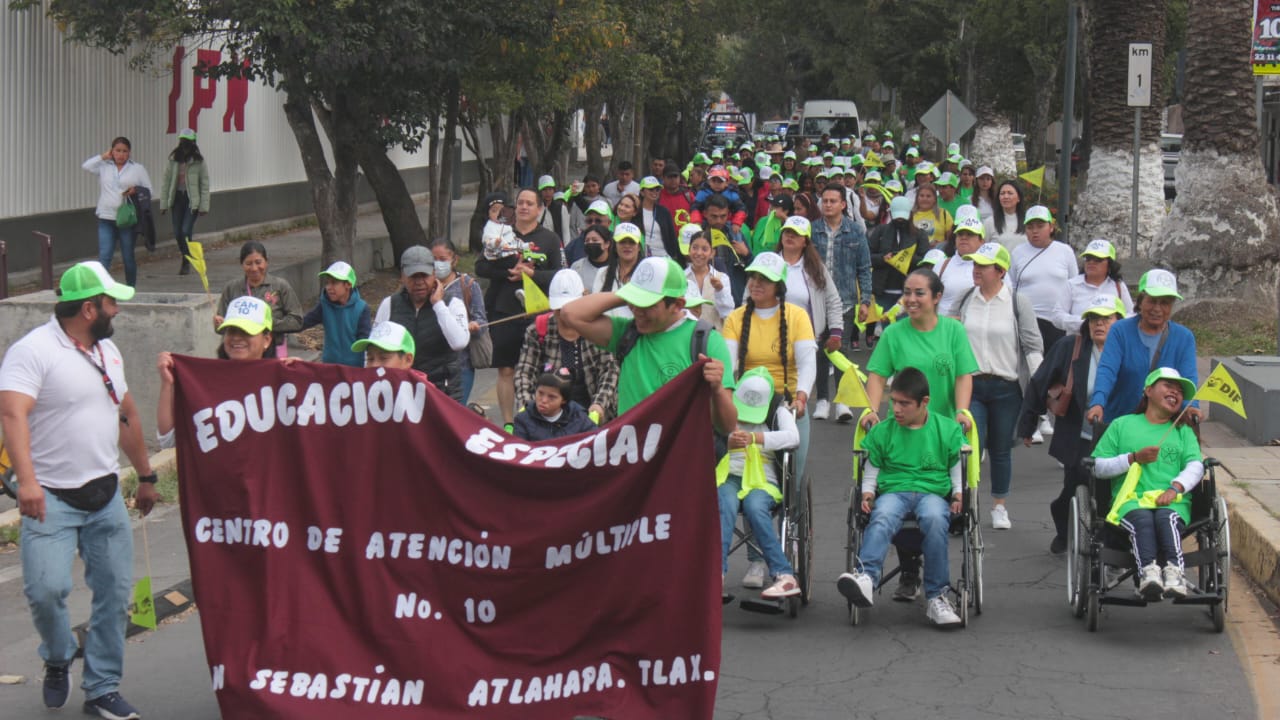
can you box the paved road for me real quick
[0,377,1265,719]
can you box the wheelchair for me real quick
[1069,456,1229,632]
[844,422,981,627]
[723,448,813,618]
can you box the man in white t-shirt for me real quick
[601,160,641,204]
[0,261,156,719]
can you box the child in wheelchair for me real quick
[837,367,966,627]
[718,366,801,600]
[1092,367,1204,601]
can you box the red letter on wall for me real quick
[167,46,185,134]
[223,60,249,132]
[188,49,221,131]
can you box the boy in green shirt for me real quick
[837,367,965,627]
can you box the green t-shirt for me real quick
[866,316,978,421]
[1093,414,1201,523]
[938,195,966,222]
[958,186,973,204]
[606,315,735,415]
[864,411,963,497]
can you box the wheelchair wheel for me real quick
[846,490,862,627]
[972,513,984,615]
[1086,564,1102,632]
[1070,487,1092,619]
[1203,496,1230,633]
[798,481,813,606]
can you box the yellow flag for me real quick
[709,228,734,250]
[886,244,916,276]
[825,350,871,408]
[853,302,885,331]
[1019,165,1045,188]
[1106,463,1143,525]
[185,241,210,293]
[130,576,157,629]
[958,409,980,489]
[882,302,904,324]
[521,274,550,314]
[1195,363,1247,419]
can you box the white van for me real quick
[789,100,860,142]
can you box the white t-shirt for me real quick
[601,180,641,204]
[1009,240,1079,321]
[937,255,975,318]
[82,156,153,221]
[983,212,1026,251]
[0,318,127,488]
[642,208,667,258]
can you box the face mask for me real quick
[585,244,606,261]
[433,261,452,279]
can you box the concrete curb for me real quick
[1218,480,1280,608]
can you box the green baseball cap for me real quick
[178,128,197,141]
[616,257,686,308]
[848,154,865,167]
[1145,366,1196,400]
[733,366,776,424]
[1081,295,1126,319]
[640,175,661,190]
[692,152,711,165]
[319,260,357,286]
[1138,269,1182,299]
[964,242,1011,270]
[935,172,959,188]
[1024,205,1054,224]
[58,261,135,303]
[782,178,800,191]
[537,174,556,190]
[352,320,416,355]
[218,296,273,335]
[1081,239,1117,261]
[745,251,788,283]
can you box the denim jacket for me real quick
[811,216,873,310]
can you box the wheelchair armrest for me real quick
[1080,457,1096,473]
[1203,457,1221,469]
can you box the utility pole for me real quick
[1058,0,1079,237]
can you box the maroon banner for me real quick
[171,356,721,718]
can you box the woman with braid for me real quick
[721,252,818,591]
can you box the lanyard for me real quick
[71,338,121,406]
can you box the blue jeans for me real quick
[459,357,475,404]
[22,490,133,699]
[857,492,951,599]
[170,190,198,257]
[719,475,793,578]
[970,376,1022,498]
[97,219,137,286]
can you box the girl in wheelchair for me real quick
[837,367,966,627]
[718,366,801,600]
[1092,367,1204,601]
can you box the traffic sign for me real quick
[920,91,976,146]
[1128,43,1153,107]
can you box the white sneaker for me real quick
[1039,416,1054,437]
[834,402,854,423]
[742,560,767,589]
[991,504,1011,530]
[837,571,874,607]
[1031,429,1045,445]
[1138,563,1164,600]
[1162,565,1188,599]
[762,573,801,599]
[927,595,962,626]
[812,399,831,420]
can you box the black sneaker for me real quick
[1049,535,1068,555]
[83,691,141,719]
[893,572,922,602]
[42,662,71,709]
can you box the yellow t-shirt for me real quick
[722,302,816,395]
[912,208,954,247]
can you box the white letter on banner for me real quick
[193,408,217,452]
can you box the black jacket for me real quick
[1017,332,1094,467]
[867,221,929,296]
[512,401,597,441]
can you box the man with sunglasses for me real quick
[0,261,157,719]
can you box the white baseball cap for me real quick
[218,296,273,335]
[781,215,811,238]
[548,269,586,310]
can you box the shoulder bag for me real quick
[462,275,493,369]
[1046,335,1082,417]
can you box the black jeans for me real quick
[1050,462,1091,541]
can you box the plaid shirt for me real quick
[515,314,620,420]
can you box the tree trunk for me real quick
[970,105,1017,177]
[282,89,357,266]
[1071,0,1167,256]
[426,87,461,244]
[357,142,428,262]
[583,99,605,178]
[1157,0,1280,306]
[461,109,491,254]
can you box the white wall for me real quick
[1,11,463,221]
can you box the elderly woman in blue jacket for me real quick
[1086,269,1199,427]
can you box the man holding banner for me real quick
[0,262,157,719]
[560,256,738,431]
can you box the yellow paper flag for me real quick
[1019,165,1045,188]
[185,241,210,293]
[521,274,550,314]
[853,302,885,331]
[886,244,916,276]
[882,302,904,324]
[709,228,734,250]
[825,349,871,408]
[1106,463,1143,525]
[130,576,157,629]
[1195,363,1247,419]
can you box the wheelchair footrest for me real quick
[1171,593,1222,606]
[1099,595,1149,607]
[739,598,787,615]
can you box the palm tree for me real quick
[1070,0,1167,255]
[1156,0,1280,303]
